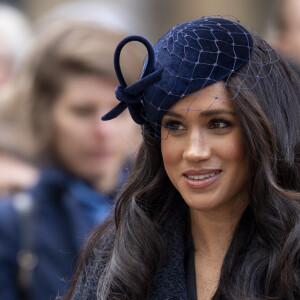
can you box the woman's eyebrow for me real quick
[164,111,185,119]
[200,109,236,116]
[164,109,235,118]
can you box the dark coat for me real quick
[69,203,190,300]
[66,199,300,300]
[0,168,113,300]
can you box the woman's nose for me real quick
[183,130,212,161]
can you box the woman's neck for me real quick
[190,200,248,259]
[190,201,248,300]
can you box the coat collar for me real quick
[149,204,189,300]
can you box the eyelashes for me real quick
[208,119,231,129]
[162,118,232,132]
[162,120,185,131]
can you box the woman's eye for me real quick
[208,119,231,129]
[163,120,185,131]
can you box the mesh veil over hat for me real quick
[102,16,279,135]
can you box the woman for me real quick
[0,22,142,300]
[65,16,300,299]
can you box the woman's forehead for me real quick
[167,81,234,113]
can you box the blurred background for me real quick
[1,0,300,299]
[0,0,278,41]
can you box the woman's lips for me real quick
[183,169,222,189]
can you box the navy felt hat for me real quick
[102,16,254,134]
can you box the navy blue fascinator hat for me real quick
[102,16,277,135]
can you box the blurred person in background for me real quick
[0,21,142,300]
[0,3,36,195]
[0,0,144,197]
[272,0,300,74]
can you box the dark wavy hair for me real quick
[66,37,300,299]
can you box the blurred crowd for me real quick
[0,0,299,299]
[0,1,143,299]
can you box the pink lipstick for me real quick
[183,169,222,189]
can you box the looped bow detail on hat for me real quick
[101,35,162,125]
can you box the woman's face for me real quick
[51,75,141,193]
[161,81,248,213]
